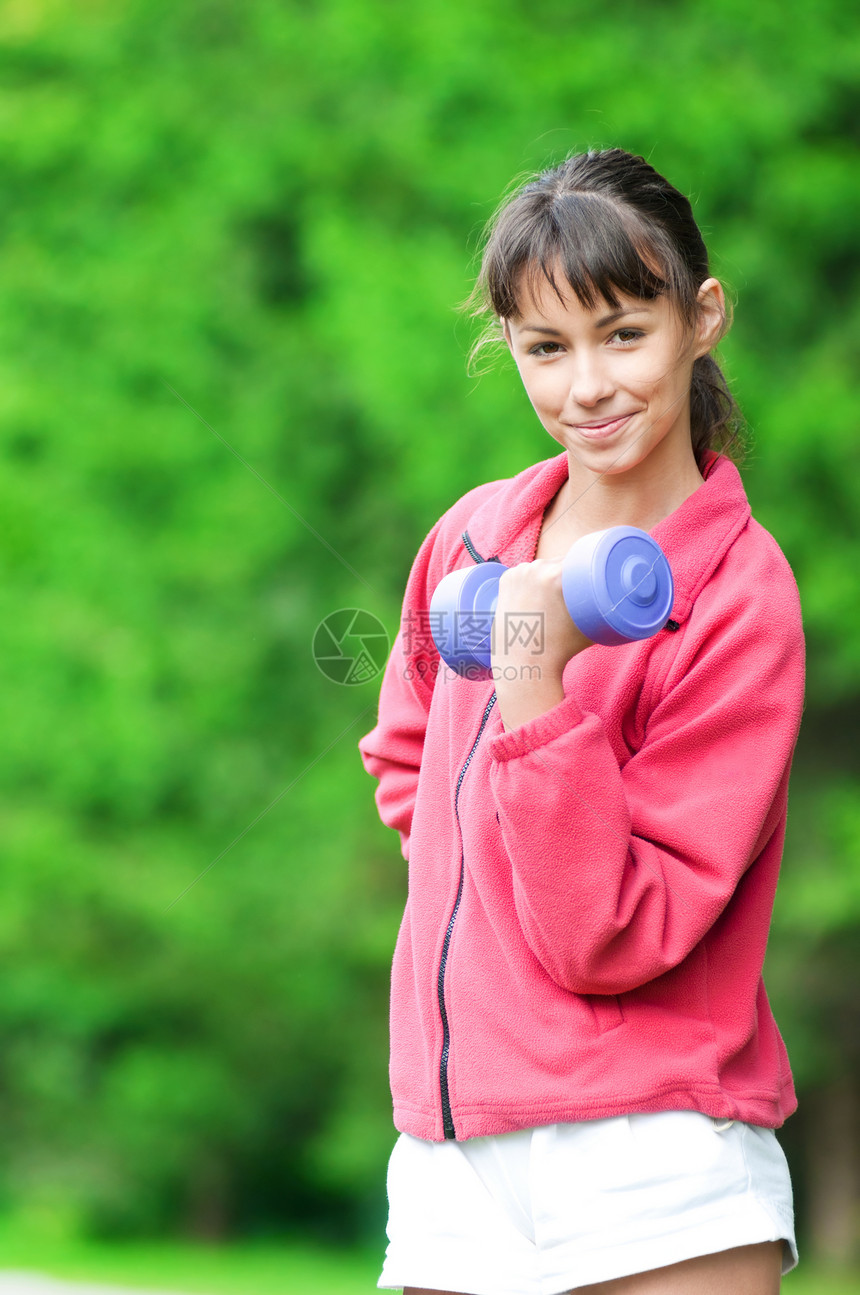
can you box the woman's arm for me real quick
[487,544,805,995]
[490,554,591,729]
[359,520,445,859]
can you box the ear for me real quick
[694,278,726,357]
[501,317,513,352]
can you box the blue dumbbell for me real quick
[429,526,674,680]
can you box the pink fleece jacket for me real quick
[359,452,805,1142]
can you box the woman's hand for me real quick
[491,558,591,729]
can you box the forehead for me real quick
[510,266,666,325]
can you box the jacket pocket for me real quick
[587,993,625,1033]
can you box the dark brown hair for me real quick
[469,148,744,466]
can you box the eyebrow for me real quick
[595,306,653,327]
[518,306,654,334]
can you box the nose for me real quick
[564,352,615,409]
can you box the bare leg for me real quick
[571,1241,784,1294]
[404,1242,784,1295]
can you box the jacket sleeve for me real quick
[358,519,445,860]
[487,554,806,995]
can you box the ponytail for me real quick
[690,354,746,468]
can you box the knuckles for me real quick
[498,559,564,607]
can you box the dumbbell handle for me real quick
[429,526,674,680]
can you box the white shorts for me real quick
[379,1111,798,1294]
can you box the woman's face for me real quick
[503,272,724,486]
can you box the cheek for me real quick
[626,350,688,396]
[521,368,566,412]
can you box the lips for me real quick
[569,413,636,439]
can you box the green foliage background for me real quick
[0,0,858,1260]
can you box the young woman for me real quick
[359,148,805,1295]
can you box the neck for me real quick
[540,441,705,555]
[571,448,703,527]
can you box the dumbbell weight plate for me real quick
[561,526,674,646]
[429,561,508,678]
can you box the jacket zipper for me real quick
[437,691,497,1139]
[461,529,499,564]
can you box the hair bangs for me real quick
[487,192,671,321]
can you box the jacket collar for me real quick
[463,452,751,626]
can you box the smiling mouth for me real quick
[569,413,636,438]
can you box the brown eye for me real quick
[613,329,643,345]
